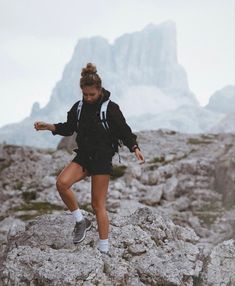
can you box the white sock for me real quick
[71,209,84,222]
[98,239,109,253]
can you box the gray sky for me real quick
[0,0,234,127]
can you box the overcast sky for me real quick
[0,0,234,128]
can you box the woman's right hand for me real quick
[34,121,50,131]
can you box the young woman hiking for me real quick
[34,63,145,254]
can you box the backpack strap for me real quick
[76,98,122,163]
[100,99,110,132]
[76,100,83,128]
[100,99,121,162]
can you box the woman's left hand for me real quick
[135,148,145,164]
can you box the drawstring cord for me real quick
[118,150,121,163]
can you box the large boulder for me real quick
[214,143,235,207]
[200,239,235,286]
[1,207,202,286]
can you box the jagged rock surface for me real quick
[200,239,235,286]
[1,208,203,286]
[0,129,235,285]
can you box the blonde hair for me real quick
[80,63,102,89]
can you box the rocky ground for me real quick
[0,129,235,285]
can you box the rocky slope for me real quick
[0,129,235,285]
[205,85,235,114]
[206,85,235,134]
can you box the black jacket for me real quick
[51,87,139,153]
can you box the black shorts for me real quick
[72,148,114,176]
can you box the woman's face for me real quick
[82,85,101,104]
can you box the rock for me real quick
[41,176,56,188]
[0,145,10,162]
[147,170,161,185]
[214,144,235,207]
[162,177,178,201]
[112,180,126,191]
[0,217,25,244]
[2,245,104,285]
[1,208,203,286]
[116,200,147,216]
[139,185,163,205]
[201,239,235,286]
[173,196,191,211]
[57,133,77,152]
[132,245,202,286]
[1,131,235,285]
[128,164,142,179]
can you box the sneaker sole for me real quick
[73,223,92,244]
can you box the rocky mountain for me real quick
[0,21,200,149]
[128,104,226,133]
[0,22,233,149]
[205,85,235,113]
[205,85,235,133]
[127,85,235,134]
[0,129,235,285]
[209,112,235,133]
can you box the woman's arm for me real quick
[34,102,78,136]
[108,102,140,152]
[108,102,145,163]
[34,122,56,132]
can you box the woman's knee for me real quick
[56,177,71,193]
[91,201,106,213]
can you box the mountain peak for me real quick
[0,22,201,148]
[205,85,235,113]
[143,20,176,32]
[143,22,157,31]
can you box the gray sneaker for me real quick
[72,218,92,244]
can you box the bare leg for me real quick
[56,162,88,211]
[91,174,110,239]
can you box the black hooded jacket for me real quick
[51,87,139,153]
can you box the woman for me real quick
[34,63,145,254]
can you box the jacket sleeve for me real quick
[108,102,140,153]
[51,102,78,137]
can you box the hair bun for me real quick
[81,63,97,77]
[80,62,102,89]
